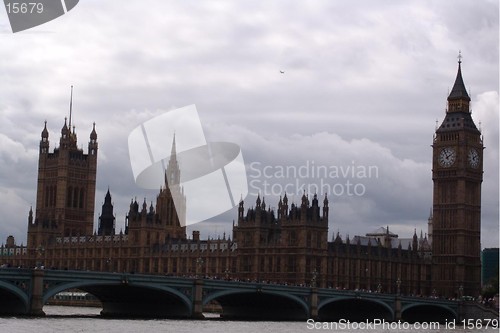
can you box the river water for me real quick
[0,306,497,333]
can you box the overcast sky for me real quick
[0,0,498,248]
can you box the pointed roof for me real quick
[61,117,69,134]
[438,54,480,133]
[448,56,470,102]
[104,188,112,202]
[41,121,48,138]
[90,122,97,140]
[171,133,177,156]
[165,134,180,187]
[366,226,398,237]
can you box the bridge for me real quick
[0,268,485,322]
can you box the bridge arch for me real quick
[0,280,29,314]
[43,280,193,318]
[203,289,310,320]
[318,297,394,321]
[402,303,457,323]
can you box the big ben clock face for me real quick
[438,147,456,167]
[468,148,480,168]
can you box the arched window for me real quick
[53,186,57,207]
[289,231,297,246]
[45,186,50,207]
[73,187,78,208]
[67,186,73,207]
[79,188,85,208]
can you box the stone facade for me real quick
[0,60,482,298]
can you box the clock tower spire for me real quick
[431,54,483,298]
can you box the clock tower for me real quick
[431,55,483,298]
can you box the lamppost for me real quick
[224,268,230,281]
[311,269,318,288]
[196,257,204,279]
[36,245,44,269]
[106,258,111,272]
[377,283,382,293]
[459,285,464,299]
[395,278,402,320]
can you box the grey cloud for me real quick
[0,0,497,247]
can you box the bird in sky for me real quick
[280,70,285,74]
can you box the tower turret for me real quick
[446,53,471,113]
[98,189,115,236]
[322,194,329,219]
[432,54,483,298]
[89,122,98,156]
[30,90,98,245]
[40,121,49,154]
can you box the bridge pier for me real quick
[192,279,204,319]
[29,269,45,316]
[458,300,464,320]
[394,295,401,320]
[309,287,318,320]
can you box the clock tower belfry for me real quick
[431,55,483,298]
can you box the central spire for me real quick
[171,132,177,158]
[69,85,73,129]
[165,134,180,187]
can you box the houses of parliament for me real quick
[0,59,484,299]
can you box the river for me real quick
[0,306,497,333]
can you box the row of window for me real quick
[43,185,86,209]
[66,186,85,209]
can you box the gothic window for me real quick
[242,256,252,272]
[52,186,57,207]
[171,258,177,273]
[79,188,85,208]
[287,256,296,273]
[67,186,72,207]
[47,186,52,207]
[244,232,252,246]
[231,258,237,273]
[45,186,49,207]
[260,233,267,245]
[289,231,297,246]
[73,187,78,208]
